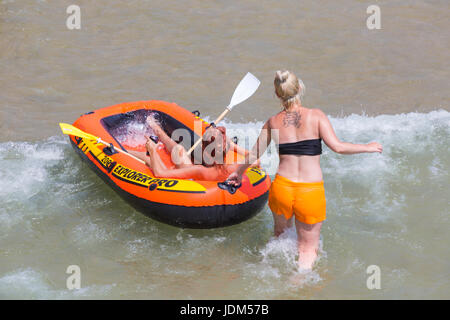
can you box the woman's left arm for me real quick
[317,109,382,154]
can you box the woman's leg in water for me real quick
[272,211,293,237]
[295,220,322,270]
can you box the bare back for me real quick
[268,105,323,182]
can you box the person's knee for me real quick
[296,221,322,245]
[171,145,185,164]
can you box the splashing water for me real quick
[0,110,449,299]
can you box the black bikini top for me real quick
[278,138,322,156]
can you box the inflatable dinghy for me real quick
[68,100,270,228]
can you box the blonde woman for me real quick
[227,70,382,270]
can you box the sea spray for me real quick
[0,110,448,299]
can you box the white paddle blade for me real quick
[227,72,260,110]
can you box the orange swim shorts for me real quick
[268,174,326,224]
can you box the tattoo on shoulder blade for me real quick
[283,111,301,128]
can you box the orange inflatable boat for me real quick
[68,100,270,228]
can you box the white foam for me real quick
[112,113,161,148]
[71,217,112,244]
[0,110,448,297]
[242,226,326,289]
[0,268,115,299]
[0,137,73,230]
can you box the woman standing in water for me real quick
[227,70,382,270]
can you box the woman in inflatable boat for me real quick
[130,117,256,181]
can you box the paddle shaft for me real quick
[61,123,148,165]
[186,108,230,156]
[95,137,146,165]
[185,72,260,156]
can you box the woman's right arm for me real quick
[317,110,382,154]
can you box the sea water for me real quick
[1,0,448,299]
[0,111,448,299]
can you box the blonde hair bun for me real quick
[274,70,305,109]
[276,70,290,83]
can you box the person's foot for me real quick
[298,262,313,271]
[146,116,162,134]
[289,269,311,286]
[297,249,317,270]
